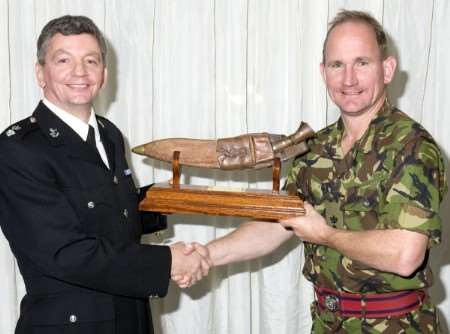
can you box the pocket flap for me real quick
[342,198,373,212]
[31,292,114,325]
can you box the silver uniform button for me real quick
[87,201,95,209]
[123,209,128,218]
[69,314,77,323]
[363,199,371,207]
[29,116,37,123]
[113,176,119,184]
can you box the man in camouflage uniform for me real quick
[179,10,447,333]
[283,98,446,332]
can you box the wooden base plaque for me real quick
[139,152,304,221]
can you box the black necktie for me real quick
[86,125,97,149]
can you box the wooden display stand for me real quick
[139,151,304,221]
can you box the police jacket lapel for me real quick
[33,101,106,168]
[96,119,116,172]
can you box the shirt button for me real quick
[113,176,119,184]
[87,201,95,209]
[123,209,128,218]
[69,314,77,323]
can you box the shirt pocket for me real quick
[341,198,379,231]
[72,185,117,237]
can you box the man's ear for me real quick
[35,63,46,88]
[383,56,397,84]
[320,62,326,84]
[101,67,108,89]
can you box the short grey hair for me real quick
[37,15,107,65]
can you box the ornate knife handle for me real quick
[216,122,314,170]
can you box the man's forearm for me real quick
[324,228,428,276]
[207,220,293,266]
[279,204,429,277]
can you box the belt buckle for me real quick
[324,294,339,312]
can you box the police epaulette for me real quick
[96,115,111,130]
[96,115,121,137]
[2,116,39,139]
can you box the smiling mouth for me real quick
[342,90,362,96]
[67,84,89,89]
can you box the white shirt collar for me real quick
[42,98,100,141]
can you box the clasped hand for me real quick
[169,242,211,288]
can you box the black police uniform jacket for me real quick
[0,102,171,334]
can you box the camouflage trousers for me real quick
[310,296,441,333]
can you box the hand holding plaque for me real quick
[133,122,314,221]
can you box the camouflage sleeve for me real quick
[379,136,447,247]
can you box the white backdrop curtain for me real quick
[1,1,449,333]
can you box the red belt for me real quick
[314,286,425,318]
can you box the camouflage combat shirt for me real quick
[285,102,447,293]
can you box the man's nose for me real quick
[72,61,87,76]
[343,66,357,86]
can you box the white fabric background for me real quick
[1,1,449,333]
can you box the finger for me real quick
[177,275,191,287]
[171,274,183,282]
[195,269,203,282]
[192,242,209,257]
[200,259,210,277]
[189,275,198,287]
[183,243,195,255]
[171,274,183,281]
[279,219,294,231]
[303,201,315,213]
[278,219,291,227]
[178,280,190,289]
[198,249,213,267]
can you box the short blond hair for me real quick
[322,10,388,63]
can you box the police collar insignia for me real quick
[6,125,22,137]
[49,128,60,138]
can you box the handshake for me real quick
[169,242,212,288]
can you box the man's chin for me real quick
[68,97,95,106]
[339,105,369,117]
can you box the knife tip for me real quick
[132,145,146,155]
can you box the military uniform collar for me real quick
[358,99,393,154]
[335,99,393,155]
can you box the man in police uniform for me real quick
[180,10,448,333]
[0,15,209,334]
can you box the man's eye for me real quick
[357,60,369,66]
[329,62,342,69]
[86,59,99,65]
[56,58,69,64]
